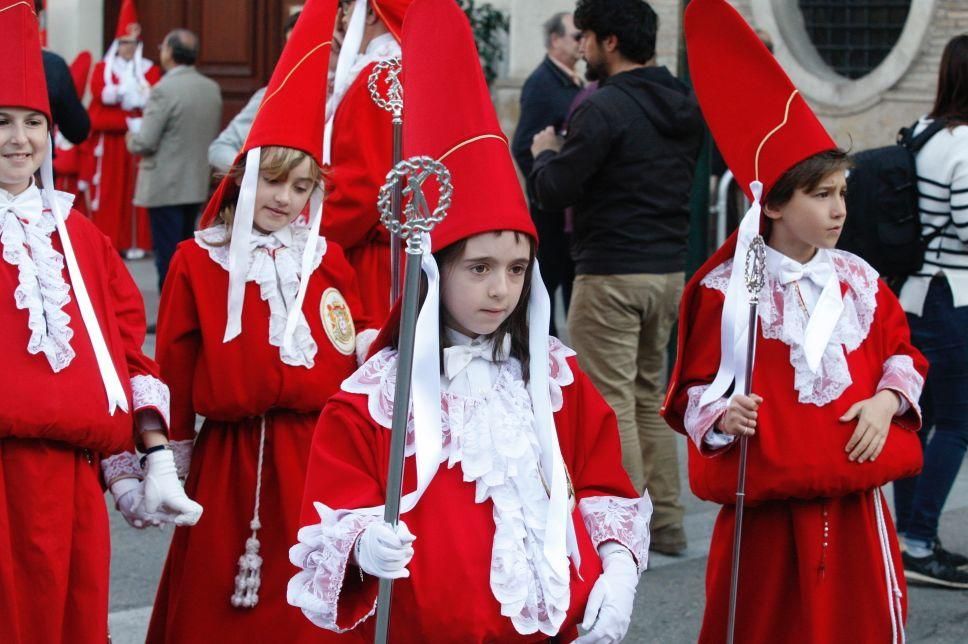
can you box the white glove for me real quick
[353,520,416,579]
[110,477,159,529]
[142,449,203,526]
[575,543,639,644]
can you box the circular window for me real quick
[798,1,911,80]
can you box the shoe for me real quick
[902,551,968,589]
[649,525,687,556]
[934,541,968,569]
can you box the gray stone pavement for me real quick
[108,258,968,643]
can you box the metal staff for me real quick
[726,235,766,644]
[368,58,404,304]
[372,156,452,644]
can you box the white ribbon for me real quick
[41,137,129,415]
[282,187,326,351]
[701,181,764,407]
[324,0,367,165]
[442,336,510,381]
[223,148,262,342]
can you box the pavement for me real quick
[108,257,968,643]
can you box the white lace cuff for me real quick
[169,439,193,479]
[355,328,379,367]
[877,354,924,425]
[288,503,380,633]
[131,375,171,429]
[684,384,731,452]
[578,493,653,574]
[101,451,141,487]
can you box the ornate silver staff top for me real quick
[368,57,403,121]
[377,156,453,254]
[744,235,767,305]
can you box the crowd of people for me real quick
[1,0,966,642]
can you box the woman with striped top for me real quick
[895,34,968,589]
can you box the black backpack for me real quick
[838,118,948,285]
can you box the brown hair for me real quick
[208,146,322,246]
[764,148,851,211]
[929,34,968,127]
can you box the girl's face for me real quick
[764,169,847,262]
[251,155,315,234]
[0,108,47,195]
[441,231,531,338]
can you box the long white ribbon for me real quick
[282,187,326,350]
[223,148,261,342]
[41,137,128,414]
[324,0,367,165]
[802,269,844,373]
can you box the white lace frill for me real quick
[578,495,653,574]
[101,451,141,487]
[877,355,924,423]
[683,383,732,452]
[701,249,879,406]
[290,338,581,636]
[170,439,194,479]
[0,205,75,372]
[288,504,379,633]
[195,225,326,368]
[131,374,171,427]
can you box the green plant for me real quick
[457,0,510,84]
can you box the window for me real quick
[798,0,911,79]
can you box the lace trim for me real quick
[578,495,653,574]
[355,328,379,367]
[101,451,141,487]
[288,504,379,633]
[683,384,731,451]
[701,250,880,406]
[131,374,171,427]
[169,439,193,479]
[195,225,327,368]
[877,355,924,424]
[0,207,75,371]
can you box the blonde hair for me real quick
[209,145,323,245]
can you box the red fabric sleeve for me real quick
[324,242,376,334]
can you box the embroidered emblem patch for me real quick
[320,287,356,355]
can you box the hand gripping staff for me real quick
[727,235,766,644]
[369,58,405,304]
[373,155,452,644]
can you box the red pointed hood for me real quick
[69,51,92,96]
[0,1,51,123]
[114,0,140,40]
[373,0,412,41]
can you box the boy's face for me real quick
[0,108,47,195]
[251,155,315,234]
[441,231,531,338]
[765,169,848,257]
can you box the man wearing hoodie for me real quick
[529,0,703,556]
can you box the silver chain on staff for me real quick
[745,236,767,303]
[368,58,403,120]
[377,156,453,254]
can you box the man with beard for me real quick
[528,0,703,556]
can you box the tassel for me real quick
[231,519,263,608]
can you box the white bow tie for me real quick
[0,185,44,225]
[775,255,834,289]
[443,336,510,381]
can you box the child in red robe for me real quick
[0,3,200,642]
[662,2,928,643]
[145,2,370,641]
[288,1,650,642]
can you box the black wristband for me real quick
[140,443,172,468]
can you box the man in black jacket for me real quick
[529,0,703,555]
[511,11,583,334]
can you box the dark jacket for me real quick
[43,50,90,145]
[529,65,703,275]
[511,56,582,178]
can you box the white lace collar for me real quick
[343,337,577,635]
[702,249,879,406]
[0,185,77,372]
[195,223,327,368]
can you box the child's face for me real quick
[764,169,847,258]
[0,108,47,195]
[441,231,531,338]
[252,156,315,234]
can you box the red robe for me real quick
[0,201,166,643]
[290,344,648,643]
[663,251,928,644]
[84,59,160,251]
[146,233,372,643]
[323,62,395,325]
[53,139,88,215]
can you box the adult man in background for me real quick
[128,29,221,289]
[529,0,703,555]
[511,11,582,335]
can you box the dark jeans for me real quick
[894,276,968,546]
[148,203,200,290]
[533,209,574,336]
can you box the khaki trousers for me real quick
[568,272,685,532]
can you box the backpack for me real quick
[838,118,948,285]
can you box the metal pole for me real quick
[390,117,403,302]
[726,236,766,644]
